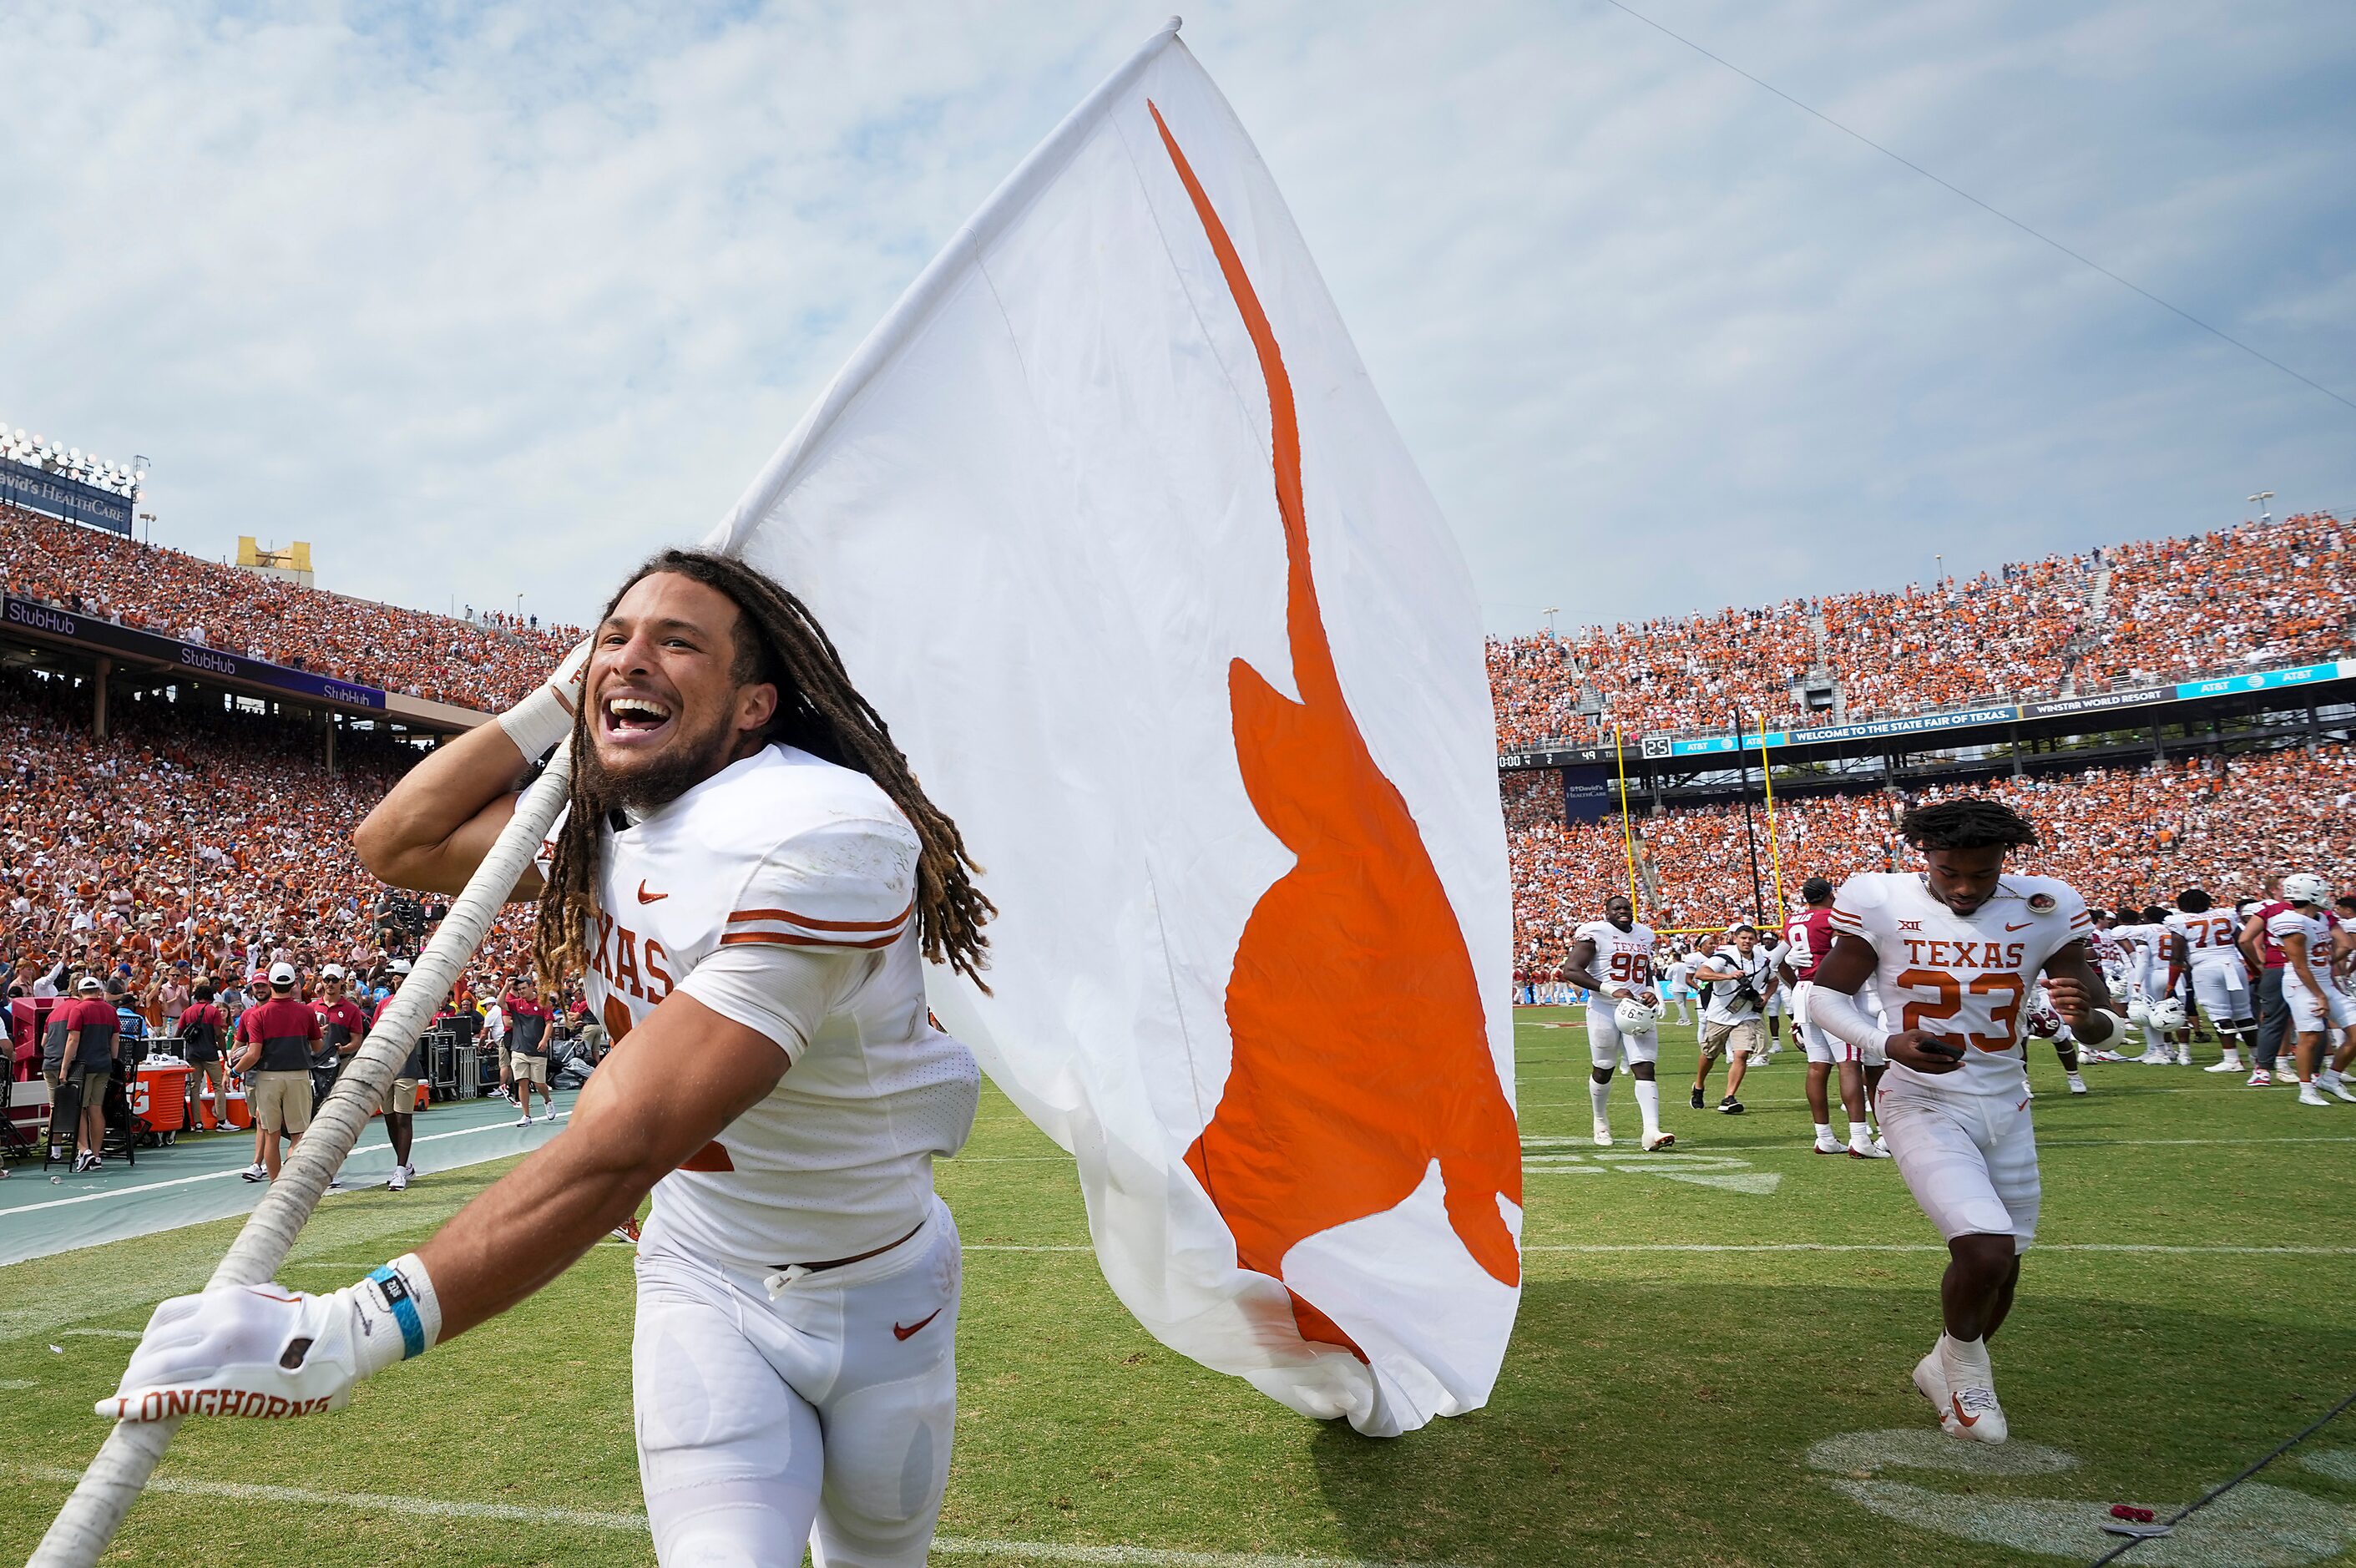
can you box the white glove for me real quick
[101,1255,441,1423]
[498,640,593,763]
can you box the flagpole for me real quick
[1613,722,1640,916]
[1757,715,1785,919]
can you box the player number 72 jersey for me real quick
[1827,872,2094,1097]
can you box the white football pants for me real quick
[2187,961,2254,1027]
[632,1196,962,1568]
[1585,1000,1659,1068]
[1879,1077,2039,1254]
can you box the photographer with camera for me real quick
[1691,921,1779,1115]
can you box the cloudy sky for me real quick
[6,1,2352,636]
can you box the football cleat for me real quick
[387,1166,409,1192]
[1912,1351,1957,1434]
[1850,1139,1893,1159]
[1946,1383,2009,1444]
[1593,1119,1615,1148]
[2066,1075,2089,1095]
[1813,1135,1846,1155]
[1872,1135,1891,1156]
[1641,1129,1676,1152]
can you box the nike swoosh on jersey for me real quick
[892,1309,943,1342]
[637,882,668,904]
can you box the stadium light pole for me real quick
[2247,490,2273,523]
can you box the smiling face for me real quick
[1605,894,1634,931]
[584,571,779,810]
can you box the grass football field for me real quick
[5,1010,2355,1566]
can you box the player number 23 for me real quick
[1893,969,2023,1053]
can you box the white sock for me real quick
[1939,1332,1993,1388]
[1813,1121,1833,1144]
[1634,1078,1661,1135]
[1848,1120,1872,1150]
[1590,1078,1612,1121]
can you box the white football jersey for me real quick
[1828,872,2096,1098]
[2162,909,2243,974]
[1574,918,1657,997]
[2266,904,2336,979]
[554,743,979,1269]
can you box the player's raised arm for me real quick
[352,641,589,899]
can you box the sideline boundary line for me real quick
[0,1113,574,1219]
[5,1467,1442,1568]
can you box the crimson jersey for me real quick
[1783,908,1833,981]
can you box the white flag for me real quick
[710,21,1519,1437]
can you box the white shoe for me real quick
[1873,1135,1890,1157]
[2246,1070,2273,1087]
[2299,1084,2333,1107]
[540,1107,559,1122]
[2136,1049,2172,1065]
[1592,1118,1614,1148]
[1641,1129,1676,1151]
[2066,1075,2089,1095]
[1813,1135,1846,1156]
[387,1166,409,1192]
[2328,1080,2356,1105]
[240,1161,266,1182]
[2205,1059,2244,1073]
[2175,1049,2192,1066]
[1912,1351,1958,1434]
[1849,1139,1893,1160]
[515,1114,533,1128]
[1946,1382,2008,1442]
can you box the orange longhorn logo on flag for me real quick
[1154,104,1522,1357]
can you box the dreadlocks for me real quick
[533,549,993,996]
[1898,797,2039,853]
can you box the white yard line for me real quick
[5,1467,1443,1568]
[0,1113,572,1218]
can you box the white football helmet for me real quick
[2126,998,2154,1029]
[1615,995,1666,1035]
[2283,873,2331,907]
[2147,996,2187,1030]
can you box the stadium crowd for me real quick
[0,503,585,712]
[0,670,552,1078]
[1507,745,2356,964]
[1489,515,2348,750]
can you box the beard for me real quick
[579,705,743,812]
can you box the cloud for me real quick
[3,0,2350,636]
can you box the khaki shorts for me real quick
[78,1066,112,1100]
[379,1077,421,1115]
[1699,1018,1767,1060]
[250,1070,313,1136]
[510,1056,548,1085]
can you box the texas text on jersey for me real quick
[1574,918,1657,997]
[1827,872,2096,1097]
[552,741,982,1270]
